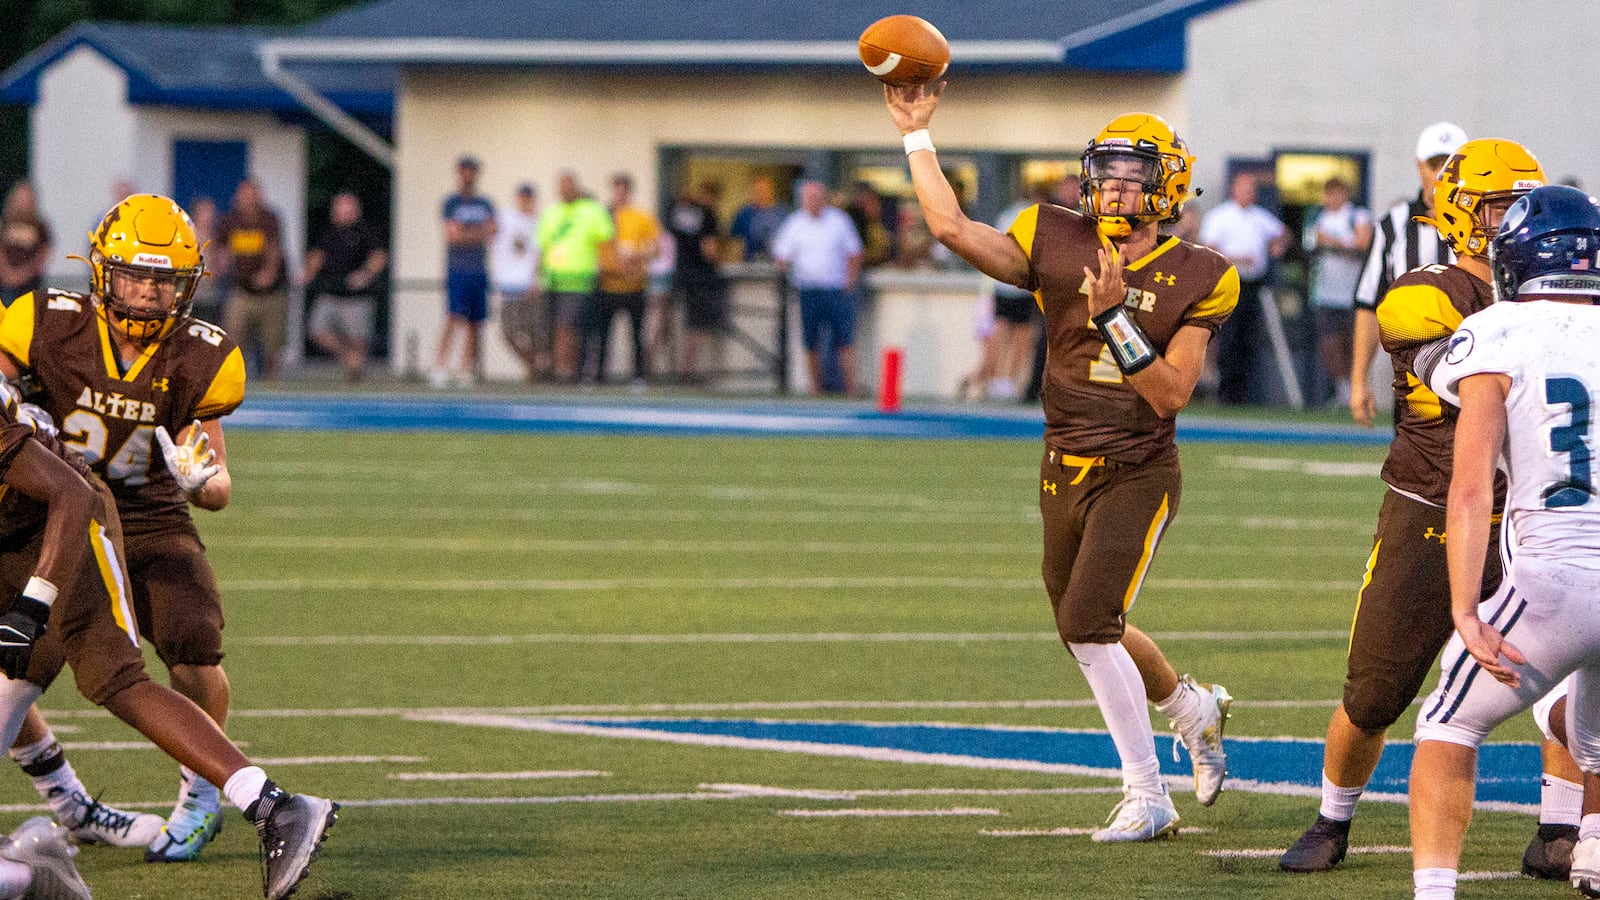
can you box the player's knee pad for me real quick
[1343,679,1413,733]
[153,629,224,669]
[1533,679,1571,746]
[1412,714,1490,750]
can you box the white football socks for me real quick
[1319,772,1364,822]
[222,766,269,815]
[1540,774,1583,826]
[1413,867,1456,899]
[1069,641,1163,796]
[1154,680,1203,730]
[9,731,84,826]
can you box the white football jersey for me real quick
[1430,300,1600,568]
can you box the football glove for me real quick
[0,596,49,680]
[155,421,220,494]
[16,403,56,438]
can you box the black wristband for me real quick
[1091,305,1157,375]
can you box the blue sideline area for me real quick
[234,394,1392,445]
[563,717,1539,805]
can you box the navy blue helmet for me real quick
[1490,184,1600,302]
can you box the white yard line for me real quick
[702,784,1122,800]
[228,630,1345,648]
[215,576,1350,592]
[982,826,1210,837]
[1202,844,1412,859]
[387,770,608,782]
[779,807,1001,818]
[253,755,426,765]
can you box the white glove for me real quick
[16,403,56,438]
[155,420,220,494]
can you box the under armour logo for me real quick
[150,378,169,392]
[1152,271,1176,286]
[1042,479,1057,495]
[1423,527,1446,544]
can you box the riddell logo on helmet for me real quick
[1515,180,1544,190]
[132,253,172,267]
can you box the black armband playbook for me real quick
[1091,306,1157,375]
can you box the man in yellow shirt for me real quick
[592,173,661,387]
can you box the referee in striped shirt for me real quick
[1348,122,1467,425]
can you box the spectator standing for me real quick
[0,182,51,308]
[218,179,288,379]
[1304,178,1373,407]
[493,184,544,383]
[537,171,614,383]
[186,196,224,323]
[730,175,789,260]
[1200,171,1288,404]
[435,155,496,388]
[772,180,864,396]
[644,228,676,378]
[1349,122,1466,426]
[303,191,387,382]
[592,174,659,386]
[668,182,727,384]
[845,182,895,269]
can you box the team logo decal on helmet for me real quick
[1422,139,1546,257]
[1080,113,1195,241]
[71,194,206,344]
[1489,184,1600,302]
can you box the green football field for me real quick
[8,430,1571,899]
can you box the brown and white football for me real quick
[858,15,950,86]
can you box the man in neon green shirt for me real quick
[537,171,614,381]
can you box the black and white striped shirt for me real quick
[1353,192,1454,310]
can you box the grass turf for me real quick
[12,431,1566,898]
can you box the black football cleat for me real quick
[1522,823,1578,880]
[1279,815,1351,873]
[250,784,338,900]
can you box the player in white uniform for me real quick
[1405,184,1600,899]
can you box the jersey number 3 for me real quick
[61,411,154,487]
[1544,376,1594,509]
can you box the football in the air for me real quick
[858,15,950,86]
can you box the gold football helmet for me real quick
[1080,113,1195,240]
[75,194,205,343]
[1423,139,1546,257]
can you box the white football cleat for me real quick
[2,816,91,900]
[1090,788,1179,843]
[62,791,164,848]
[1572,836,1600,897]
[1170,674,1231,806]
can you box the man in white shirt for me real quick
[1200,172,1288,404]
[493,184,543,382]
[1306,177,1374,407]
[772,181,864,395]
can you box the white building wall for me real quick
[390,68,1182,381]
[1186,0,1599,212]
[31,47,137,284]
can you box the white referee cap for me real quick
[1416,122,1468,162]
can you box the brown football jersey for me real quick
[1008,205,1239,463]
[0,380,96,545]
[0,291,245,534]
[1376,263,1495,506]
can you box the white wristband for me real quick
[902,129,936,156]
[23,577,57,607]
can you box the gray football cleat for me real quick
[251,785,338,900]
[1,816,91,900]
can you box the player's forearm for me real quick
[6,443,95,591]
[1351,309,1379,383]
[189,468,230,511]
[906,151,1029,287]
[1126,361,1197,419]
[1445,485,1490,626]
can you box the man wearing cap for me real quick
[434,155,496,388]
[1348,123,1465,426]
